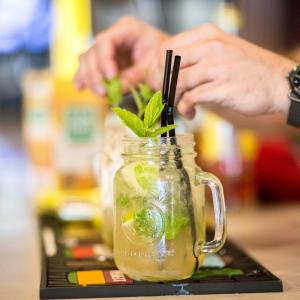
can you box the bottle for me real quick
[22,70,54,166]
[53,80,105,221]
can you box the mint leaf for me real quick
[112,89,175,138]
[147,124,177,137]
[191,268,244,280]
[133,208,163,239]
[112,107,146,137]
[130,86,144,118]
[144,91,164,129]
[165,212,189,240]
[139,83,154,102]
[68,271,78,284]
[117,195,130,207]
[103,77,122,106]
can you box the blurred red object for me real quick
[254,138,300,203]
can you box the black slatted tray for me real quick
[39,216,282,299]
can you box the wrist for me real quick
[272,76,290,114]
[270,60,296,114]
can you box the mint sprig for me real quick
[112,91,176,137]
[111,107,146,137]
[130,84,154,117]
[146,125,177,137]
[139,83,154,102]
[103,77,154,116]
[130,86,145,118]
[144,91,164,128]
[133,208,162,239]
[103,77,122,106]
[165,213,189,240]
[191,268,244,280]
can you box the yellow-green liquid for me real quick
[113,162,205,282]
[114,222,195,281]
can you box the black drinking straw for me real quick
[161,50,173,138]
[166,55,198,262]
[167,55,181,142]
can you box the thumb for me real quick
[145,61,163,91]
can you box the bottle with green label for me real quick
[54,80,106,221]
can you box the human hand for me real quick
[147,24,296,118]
[74,17,169,95]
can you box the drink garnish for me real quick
[112,91,176,137]
[103,77,122,106]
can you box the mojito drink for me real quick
[114,160,205,281]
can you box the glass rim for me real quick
[122,133,195,158]
[122,133,194,143]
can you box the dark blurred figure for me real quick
[0,0,51,113]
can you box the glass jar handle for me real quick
[195,171,226,255]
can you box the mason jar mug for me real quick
[113,134,226,282]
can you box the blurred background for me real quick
[0,0,300,233]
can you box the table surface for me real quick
[0,117,300,300]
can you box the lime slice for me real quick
[121,162,160,196]
[121,162,144,193]
[134,163,160,195]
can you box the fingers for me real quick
[163,23,222,51]
[93,17,141,79]
[174,61,217,103]
[74,16,145,94]
[156,24,223,69]
[176,40,227,68]
[86,49,107,95]
[148,37,227,90]
[177,82,222,119]
[145,60,164,91]
[73,70,83,90]
[146,60,213,99]
[94,37,118,79]
[74,47,105,95]
[120,62,147,92]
